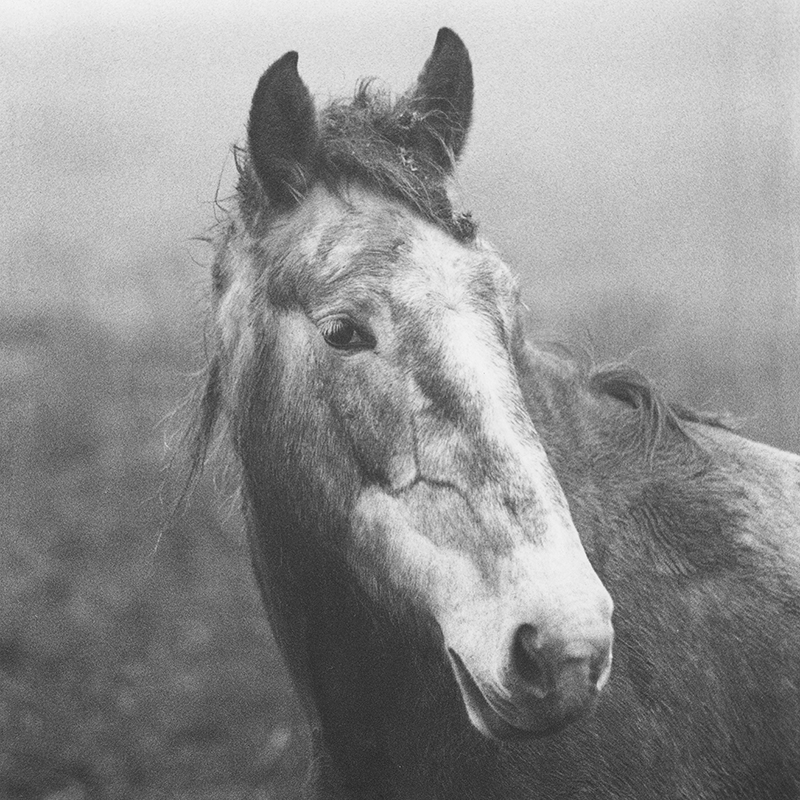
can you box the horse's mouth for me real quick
[447,649,555,741]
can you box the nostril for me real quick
[512,625,613,700]
[512,624,550,699]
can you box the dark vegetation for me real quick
[1,312,307,799]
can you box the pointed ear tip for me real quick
[275,50,300,72]
[434,27,466,51]
[256,50,300,86]
[252,50,306,105]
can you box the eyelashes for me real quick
[320,317,375,351]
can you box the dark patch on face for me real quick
[390,256,510,425]
[394,300,478,432]
[316,352,415,490]
[391,294,529,496]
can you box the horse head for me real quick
[213,28,614,740]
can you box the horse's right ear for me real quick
[248,51,318,206]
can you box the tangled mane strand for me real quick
[589,362,733,459]
[237,80,477,242]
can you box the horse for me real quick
[190,28,800,799]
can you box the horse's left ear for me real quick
[248,50,318,206]
[407,28,474,171]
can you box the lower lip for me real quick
[447,648,546,741]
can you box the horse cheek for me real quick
[336,363,415,488]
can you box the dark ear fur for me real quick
[407,28,473,171]
[248,51,318,206]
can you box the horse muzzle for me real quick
[448,624,613,739]
[445,604,614,740]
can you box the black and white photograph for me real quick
[3,1,800,797]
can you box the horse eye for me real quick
[321,318,373,351]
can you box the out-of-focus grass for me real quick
[0,312,307,800]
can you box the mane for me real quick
[587,361,735,458]
[236,80,477,242]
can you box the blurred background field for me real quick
[1,0,799,797]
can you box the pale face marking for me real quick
[389,222,575,536]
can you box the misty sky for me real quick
[2,0,798,342]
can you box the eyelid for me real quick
[320,315,376,350]
[318,313,358,332]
